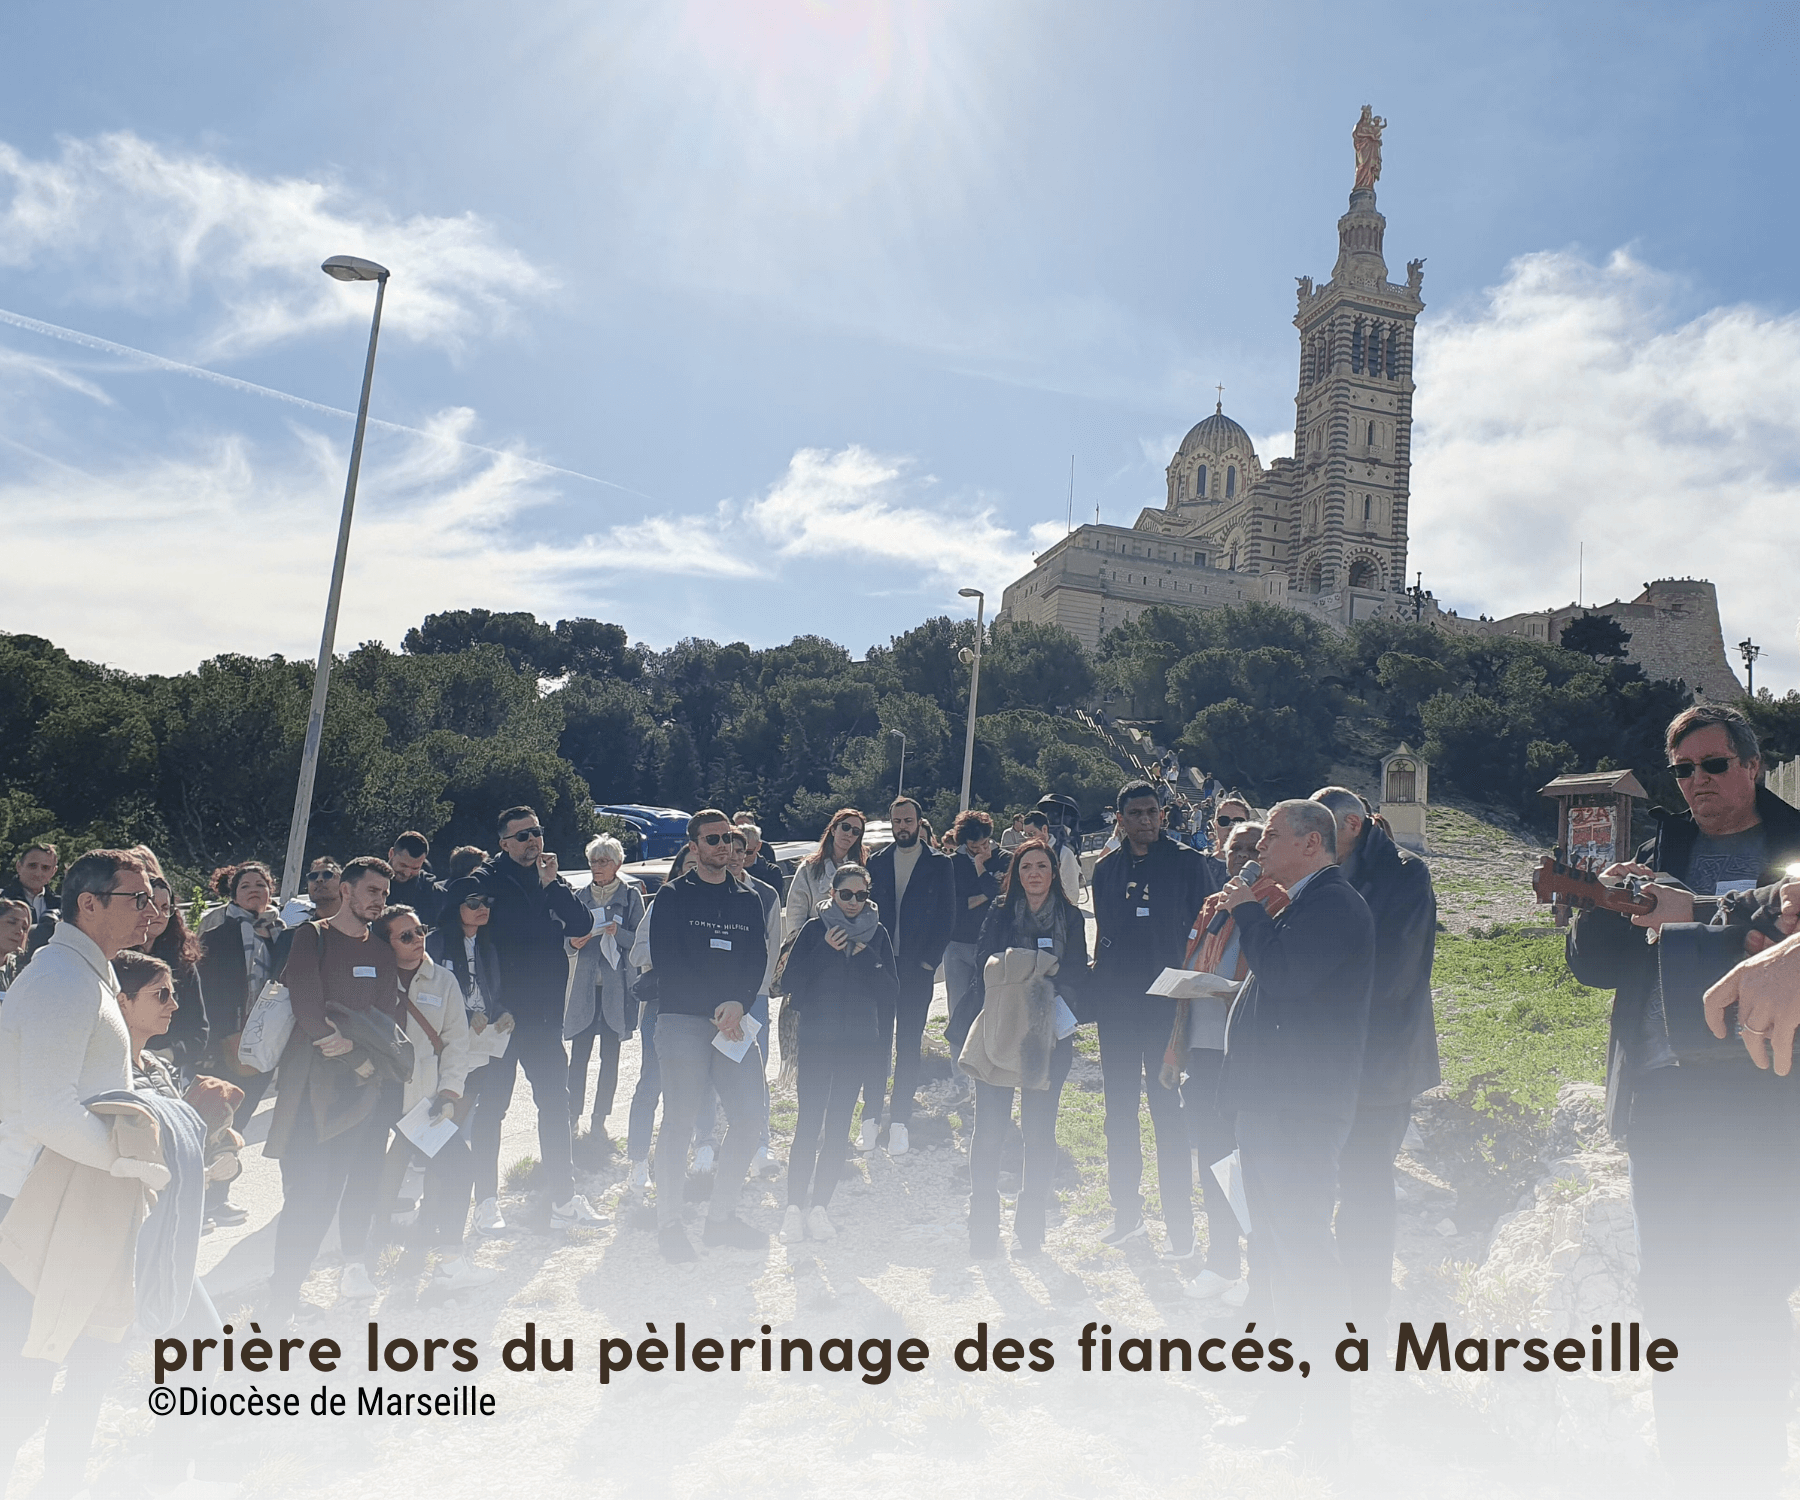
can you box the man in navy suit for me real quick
[1219,799,1375,1459]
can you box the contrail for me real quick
[0,304,658,502]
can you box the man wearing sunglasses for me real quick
[280,857,344,928]
[467,807,606,1233]
[1566,704,1800,1480]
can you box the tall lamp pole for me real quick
[889,729,906,801]
[956,587,985,813]
[1739,637,1761,696]
[278,255,390,905]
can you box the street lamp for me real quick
[956,588,984,813]
[889,729,906,800]
[1740,637,1761,695]
[277,254,391,905]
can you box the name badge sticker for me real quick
[415,993,444,1010]
[1037,936,1055,949]
[353,965,378,979]
[710,938,733,951]
[1136,907,1150,918]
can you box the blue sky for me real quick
[3,0,1796,690]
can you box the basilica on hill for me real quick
[996,109,1744,701]
[1000,106,1422,649]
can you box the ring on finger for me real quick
[1742,1025,1773,1038]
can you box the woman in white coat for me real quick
[375,905,493,1294]
[783,809,868,938]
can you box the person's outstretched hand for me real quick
[1704,932,1800,1075]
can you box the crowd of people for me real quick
[0,698,1796,1480]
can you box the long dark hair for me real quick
[994,837,1074,913]
[808,807,867,869]
[144,877,201,973]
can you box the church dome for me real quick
[1178,403,1254,458]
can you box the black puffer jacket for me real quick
[781,917,899,1051]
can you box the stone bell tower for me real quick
[1289,106,1422,601]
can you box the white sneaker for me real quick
[1183,1269,1234,1301]
[551,1193,609,1230]
[807,1205,836,1241]
[475,1197,506,1234]
[628,1160,651,1190]
[693,1144,716,1174]
[1221,1278,1250,1308]
[856,1119,879,1152]
[337,1261,377,1300]
[779,1205,806,1244]
[887,1123,909,1156]
[432,1257,498,1291]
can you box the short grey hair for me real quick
[1268,799,1337,858]
[1311,786,1369,844]
[738,823,762,844]
[585,834,626,865]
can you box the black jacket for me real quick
[867,842,957,974]
[647,869,768,1020]
[158,961,209,1075]
[1221,864,1375,1124]
[389,870,447,927]
[1,880,58,917]
[470,853,590,1029]
[1089,835,1216,1005]
[781,918,898,1051]
[1567,785,1800,1139]
[195,911,260,1036]
[947,893,1092,1050]
[747,850,784,896]
[1340,820,1441,1106]
[427,923,506,1017]
[949,850,1002,946]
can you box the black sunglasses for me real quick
[393,928,429,944]
[1669,756,1735,780]
[307,870,339,883]
[1215,814,1242,826]
[504,828,544,841]
[460,894,490,909]
[697,832,731,846]
[836,889,870,903]
[836,825,864,838]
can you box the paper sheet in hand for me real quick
[466,1024,511,1060]
[1146,967,1242,1000]
[1210,1149,1251,1234]
[600,930,620,968]
[397,1096,459,1159]
[712,1013,762,1063]
[1052,995,1079,1040]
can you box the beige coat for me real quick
[957,947,1060,1091]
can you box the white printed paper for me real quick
[1211,1149,1251,1234]
[466,1024,511,1060]
[712,1013,763,1063]
[600,930,620,968]
[396,1095,459,1159]
[1052,996,1079,1040]
[1145,967,1241,1000]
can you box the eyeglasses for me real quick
[836,825,864,838]
[836,889,870,904]
[697,832,731,846]
[307,871,339,883]
[461,895,490,909]
[503,828,544,842]
[135,985,176,1003]
[1215,815,1242,827]
[97,888,153,910]
[1669,756,1736,780]
[393,929,427,944]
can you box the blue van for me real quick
[594,804,691,861]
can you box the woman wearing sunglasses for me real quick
[784,809,868,939]
[373,905,493,1293]
[131,876,210,1079]
[952,838,1089,1259]
[775,863,898,1244]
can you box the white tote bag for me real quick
[236,979,295,1073]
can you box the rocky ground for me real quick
[19,808,1799,1500]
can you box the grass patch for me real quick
[503,1155,541,1190]
[1432,927,1608,1118]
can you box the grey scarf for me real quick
[1007,892,1067,961]
[820,893,881,950]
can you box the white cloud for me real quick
[1411,248,1800,690]
[0,132,553,358]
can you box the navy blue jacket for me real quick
[1340,821,1440,1106]
[867,842,957,974]
[471,853,590,1030]
[648,868,768,1020]
[1220,863,1375,1123]
[1089,835,1216,1005]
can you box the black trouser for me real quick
[373,1121,477,1252]
[1181,1047,1244,1276]
[789,1031,870,1209]
[1333,1099,1411,1324]
[1627,1065,1800,1476]
[469,1022,573,1204]
[1236,1108,1353,1429]
[868,960,935,1129]
[568,1008,624,1135]
[970,1035,1074,1247]
[1097,996,1192,1244]
[269,1078,401,1305]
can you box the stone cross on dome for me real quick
[1214,382,1224,414]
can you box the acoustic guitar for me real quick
[1530,853,1658,917]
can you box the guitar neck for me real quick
[1531,854,1657,916]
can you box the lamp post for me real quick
[889,729,906,801]
[956,587,984,813]
[277,255,390,905]
[1739,637,1761,695]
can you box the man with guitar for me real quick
[1563,704,1800,1482]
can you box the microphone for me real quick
[1206,860,1263,934]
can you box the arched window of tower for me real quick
[1198,464,1208,497]
[1348,558,1379,590]
[1226,465,1237,499]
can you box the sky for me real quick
[2,0,1797,690]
